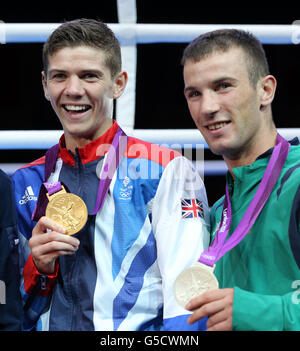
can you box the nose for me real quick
[200,91,220,118]
[64,75,84,98]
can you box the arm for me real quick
[13,169,80,330]
[232,287,300,331]
[0,225,23,331]
[187,286,300,331]
[186,199,300,331]
[151,156,210,331]
[18,215,80,330]
[21,217,79,330]
[0,171,23,330]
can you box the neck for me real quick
[65,118,113,152]
[224,128,278,177]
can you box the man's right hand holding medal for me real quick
[29,216,80,275]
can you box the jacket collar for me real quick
[58,120,119,166]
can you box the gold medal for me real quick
[174,262,219,308]
[45,186,88,235]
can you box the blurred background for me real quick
[0,0,299,206]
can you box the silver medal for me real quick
[174,262,219,308]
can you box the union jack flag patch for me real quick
[181,199,204,219]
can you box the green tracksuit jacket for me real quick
[210,142,300,331]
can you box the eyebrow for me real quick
[183,86,197,95]
[212,77,239,85]
[48,69,65,74]
[184,76,239,94]
[80,69,104,76]
[48,69,104,76]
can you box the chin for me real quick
[207,143,226,156]
[66,128,89,138]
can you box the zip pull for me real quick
[40,275,47,291]
[74,147,84,170]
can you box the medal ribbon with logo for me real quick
[174,134,290,308]
[32,126,127,235]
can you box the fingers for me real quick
[31,234,79,257]
[30,216,80,274]
[186,291,224,325]
[186,288,234,331]
[31,216,80,247]
[206,309,232,331]
[186,288,223,310]
[33,216,66,235]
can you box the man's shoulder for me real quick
[280,144,300,182]
[12,155,46,189]
[126,136,182,167]
[14,156,46,174]
[288,142,300,160]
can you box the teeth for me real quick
[64,105,90,111]
[208,122,228,130]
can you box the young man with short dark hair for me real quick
[13,19,210,331]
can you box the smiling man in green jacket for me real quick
[181,28,300,331]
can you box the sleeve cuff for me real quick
[23,254,59,297]
[233,286,283,331]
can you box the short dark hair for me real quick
[43,18,121,78]
[181,29,270,86]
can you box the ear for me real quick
[112,71,128,99]
[41,71,50,101]
[259,75,277,111]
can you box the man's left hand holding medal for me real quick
[29,182,83,275]
[29,216,80,275]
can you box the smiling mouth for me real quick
[206,121,230,131]
[62,104,91,113]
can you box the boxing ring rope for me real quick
[1,23,299,44]
[0,128,299,150]
[1,0,300,175]
[0,128,299,176]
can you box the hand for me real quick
[29,216,80,275]
[185,288,234,331]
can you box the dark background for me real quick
[0,1,299,206]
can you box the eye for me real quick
[81,72,101,82]
[215,81,232,92]
[50,73,67,81]
[83,73,96,79]
[191,91,200,97]
[185,90,201,100]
